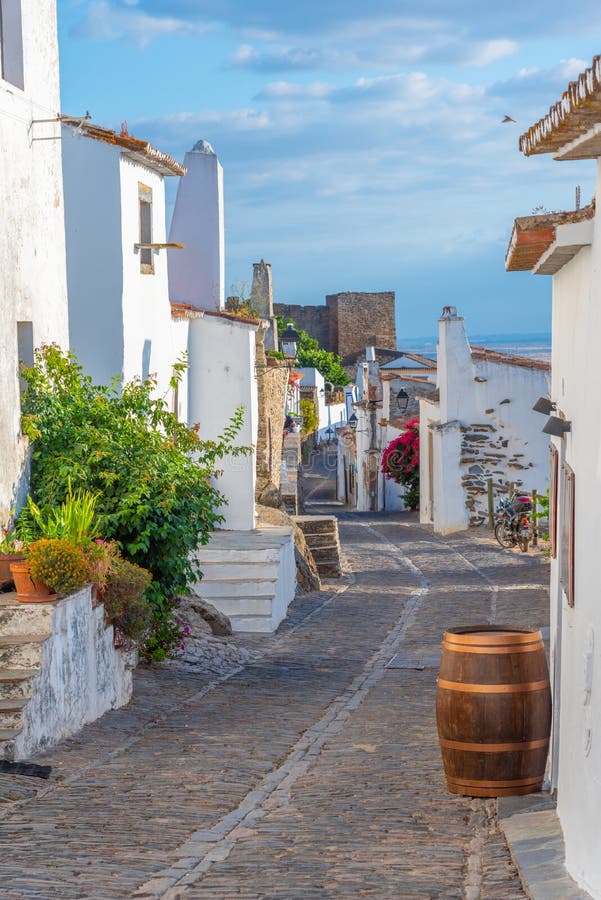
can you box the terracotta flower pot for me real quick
[0,552,25,586]
[9,560,58,603]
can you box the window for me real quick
[0,0,24,89]
[559,463,575,608]
[138,183,153,274]
[550,444,558,559]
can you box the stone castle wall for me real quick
[274,292,396,358]
[327,292,396,359]
[274,303,331,350]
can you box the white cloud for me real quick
[467,39,518,66]
[72,1,212,47]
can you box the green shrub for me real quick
[21,345,248,660]
[28,538,89,595]
[300,398,318,436]
[99,556,152,637]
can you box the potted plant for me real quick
[11,538,90,603]
[0,531,25,586]
[102,556,152,636]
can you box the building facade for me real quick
[0,0,69,526]
[506,54,601,897]
[419,308,550,535]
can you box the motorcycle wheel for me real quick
[494,521,516,549]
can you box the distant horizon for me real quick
[397,330,551,345]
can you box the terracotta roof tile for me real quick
[519,55,601,158]
[170,301,204,320]
[505,203,595,271]
[470,346,550,372]
[61,116,186,176]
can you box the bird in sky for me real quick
[502,115,516,123]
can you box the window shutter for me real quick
[550,444,558,559]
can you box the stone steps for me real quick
[294,516,342,578]
[0,698,28,730]
[0,596,54,636]
[0,729,19,761]
[0,634,49,670]
[0,669,38,701]
[194,527,295,633]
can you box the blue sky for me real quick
[57,2,601,338]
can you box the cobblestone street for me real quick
[0,454,550,899]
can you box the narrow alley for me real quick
[0,449,548,899]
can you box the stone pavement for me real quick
[0,472,556,897]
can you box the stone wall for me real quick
[273,303,331,350]
[327,292,396,358]
[460,422,533,526]
[275,293,396,359]
[255,330,289,501]
[14,586,135,760]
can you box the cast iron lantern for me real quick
[396,388,409,414]
[280,322,300,362]
[348,413,358,431]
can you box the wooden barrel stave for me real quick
[436,626,551,797]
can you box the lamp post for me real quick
[396,388,409,414]
[280,322,300,364]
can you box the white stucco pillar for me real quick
[438,307,472,422]
[187,315,258,530]
[168,140,225,311]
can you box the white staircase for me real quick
[0,588,134,761]
[193,526,296,633]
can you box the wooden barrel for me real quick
[436,626,551,797]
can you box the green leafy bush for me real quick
[28,538,89,595]
[21,345,248,660]
[275,317,350,385]
[300,398,319,436]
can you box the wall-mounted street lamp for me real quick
[543,416,571,437]
[532,396,556,415]
[396,388,409,414]
[348,413,358,431]
[280,322,300,363]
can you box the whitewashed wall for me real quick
[168,140,225,311]
[63,136,124,386]
[420,312,550,535]
[63,138,184,404]
[297,367,347,441]
[0,0,69,526]
[14,587,134,759]
[187,314,258,530]
[547,182,601,897]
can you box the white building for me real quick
[419,308,550,535]
[61,118,188,410]
[296,367,347,442]
[0,0,70,524]
[337,348,408,512]
[506,53,601,897]
[168,142,295,631]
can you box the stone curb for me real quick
[498,793,592,899]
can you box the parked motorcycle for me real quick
[494,495,533,552]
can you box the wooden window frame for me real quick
[138,183,154,275]
[0,0,24,89]
[550,444,559,559]
[560,463,575,608]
